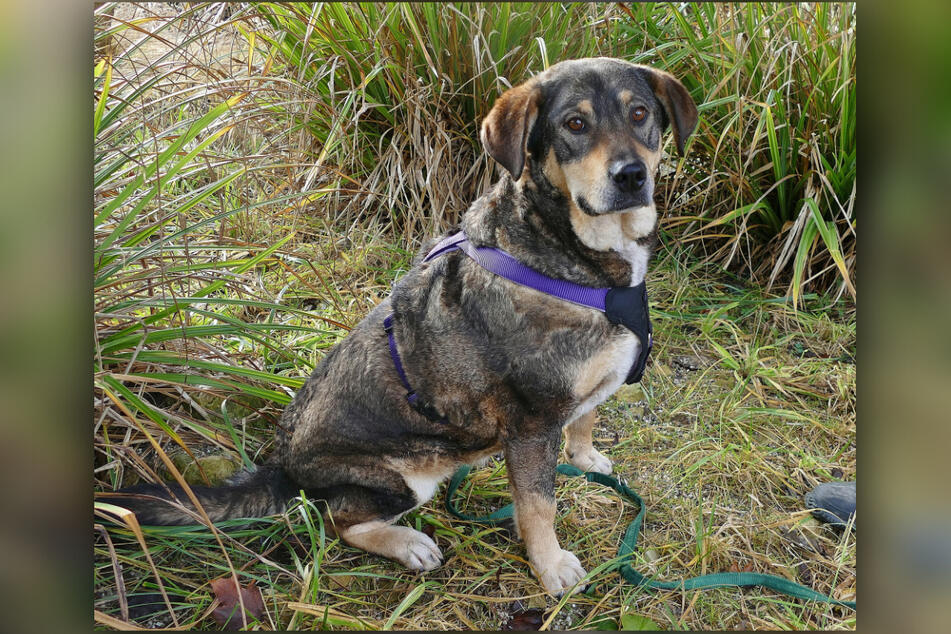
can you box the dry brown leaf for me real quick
[502,606,546,631]
[210,577,266,630]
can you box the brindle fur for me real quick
[108,57,698,595]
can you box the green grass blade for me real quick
[383,582,434,629]
[94,60,112,137]
[94,92,247,229]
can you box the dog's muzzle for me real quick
[611,160,648,194]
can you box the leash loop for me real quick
[445,464,856,609]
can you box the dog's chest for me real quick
[566,330,639,425]
[563,227,650,425]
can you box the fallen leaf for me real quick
[619,613,659,630]
[422,524,436,539]
[727,561,755,573]
[327,574,355,590]
[210,577,266,630]
[502,607,546,630]
[797,562,813,586]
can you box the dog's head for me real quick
[481,58,697,224]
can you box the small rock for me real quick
[614,384,644,403]
[672,355,705,371]
[671,412,691,425]
[168,452,241,485]
[782,528,820,553]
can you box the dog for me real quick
[108,57,697,595]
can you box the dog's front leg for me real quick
[565,410,613,475]
[504,428,587,595]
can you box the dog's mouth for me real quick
[575,192,653,216]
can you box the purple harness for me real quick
[384,231,653,423]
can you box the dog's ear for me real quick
[480,80,541,178]
[642,68,698,156]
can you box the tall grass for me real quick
[252,2,856,302]
[93,2,352,494]
[254,2,612,241]
[613,3,856,304]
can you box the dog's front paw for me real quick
[569,448,613,475]
[537,549,587,596]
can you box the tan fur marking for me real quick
[543,148,568,195]
[572,341,622,401]
[341,523,443,571]
[565,409,597,459]
[561,140,611,207]
[341,523,396,550]
[388,443,502,508]
[388,458,455,508]
[620,206,658,241]
[569,333,639,425]
[619,89,634,105]
[339,519,389,537]
[568,201,615,250]
[564,410,613,475]
[513,491,559,563]
[480,79,539,178]
[633,139,662,173]
[576,99,594,117]
[567,201,657,254]
[560,138,660,219]
[513,489,587,593]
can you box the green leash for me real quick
[446,463,856,610]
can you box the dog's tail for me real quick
[105,465,300,526]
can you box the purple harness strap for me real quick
[455,239,611,311]
[384,231,653,423]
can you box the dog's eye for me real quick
[564,117,586,133]
[631,106,648,123]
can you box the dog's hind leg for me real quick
[564,410,613,475]
[292,462,445,571]
[332,479,444,571]
[340,522,443,571]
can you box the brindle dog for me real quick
[109,57,698,595]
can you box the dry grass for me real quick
[93,3,856,630]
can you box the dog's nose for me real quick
[611,161,647,193]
